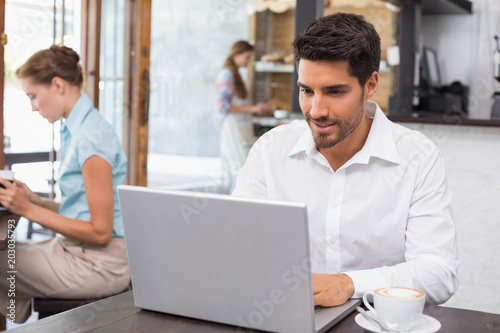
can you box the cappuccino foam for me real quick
[376,287,424,299]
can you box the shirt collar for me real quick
[60,94,94,136]
[360,101,401,165]
[289,125,316,157]
[288,101,401,165]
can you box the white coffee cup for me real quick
[362,287,425,332]
[0,170,15,184]
[0,170,15,210]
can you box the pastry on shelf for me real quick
[260,53,284,62]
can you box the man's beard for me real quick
[305,93,365,149]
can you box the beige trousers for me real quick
[0,236,130,323]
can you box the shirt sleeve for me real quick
[344,147,459,304]
[232,133,269,199]
[75,121,119,168]
[215,70,234,126]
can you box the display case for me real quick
[249,5,296,111]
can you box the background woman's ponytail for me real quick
[223,40,254,99]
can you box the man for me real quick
[232,13,458,307]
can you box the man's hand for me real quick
[312,273,355,307]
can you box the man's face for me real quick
[297,60,375,150]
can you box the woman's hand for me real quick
[15,179,42,205]
[255,98,278,116]
[0,178,34,216]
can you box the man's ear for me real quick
[51,76,66,94]
[364,71,379,100]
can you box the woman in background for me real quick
[216,40,276,126]
[216,40,276,193]
[0,45,129,327]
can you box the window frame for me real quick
[0,0,151,185]
[0,0,5,169]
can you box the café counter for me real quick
[388,113,500,127]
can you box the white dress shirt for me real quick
[232,101,459,304]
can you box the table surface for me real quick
[8,290,500,332]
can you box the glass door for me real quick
[99,0,125,143]
[147,0,250,191]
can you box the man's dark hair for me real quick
[293,12,381,87]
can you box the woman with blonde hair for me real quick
[216,40,276,193]
[0,45,129,327]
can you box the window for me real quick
[3,0,81,195]
[147,0,249,190]
[99,0,125,142]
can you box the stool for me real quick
[33,297,107,319]
[33,286,131,319]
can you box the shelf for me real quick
[422,0,472,15]
[388,0,473,115]
[254,62,294,73]
[381,0,472,14]
[250,0,295,13]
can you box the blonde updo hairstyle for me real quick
[15,45,84,90]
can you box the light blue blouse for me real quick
[58,94,127,238]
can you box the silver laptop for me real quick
[118,185,360,333]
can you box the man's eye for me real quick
[327,90,343,95]
[300,88,313,94]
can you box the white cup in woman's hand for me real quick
[0,170,15,188]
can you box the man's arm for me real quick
[232,134,269,198]
[346,147,458,304]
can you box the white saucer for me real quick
[354,311,441,333]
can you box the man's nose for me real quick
[310,94,328,119]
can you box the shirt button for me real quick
[331,202,338,208]
[330,238,336,245]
